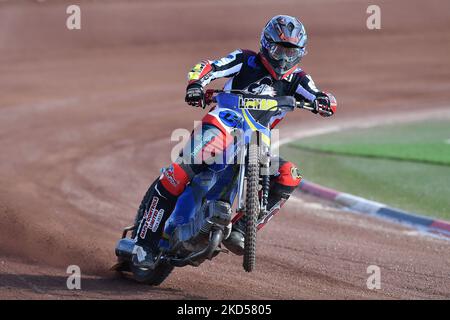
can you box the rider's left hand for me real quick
[313,92,337,117]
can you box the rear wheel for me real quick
[130,263,174,286]
[243,138,260,272]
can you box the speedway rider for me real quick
[132,15,337,267]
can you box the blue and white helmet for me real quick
[260,15,308,78]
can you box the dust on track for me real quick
[1,0,450,299]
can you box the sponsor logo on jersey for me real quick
[248,84,277,96]
[245,77,277,96]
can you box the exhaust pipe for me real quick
[167,229,224,267]
[115,228,224,267]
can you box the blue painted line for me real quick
[376,207,435,227]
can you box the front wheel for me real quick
[243,139,260,272]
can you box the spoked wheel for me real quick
[243,138,260,272]
[130,261,174,286]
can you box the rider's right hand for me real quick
[185,84,205,108]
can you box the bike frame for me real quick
[113,91,322,277]
[158,92,276,252]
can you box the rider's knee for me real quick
[159,163,194,196]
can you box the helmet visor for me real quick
[268,43,306,63]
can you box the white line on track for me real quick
[275,105,450,149]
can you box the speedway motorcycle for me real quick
[112,90,328,285]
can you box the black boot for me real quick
[132,180,178,268]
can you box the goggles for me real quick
[268,43,307,62]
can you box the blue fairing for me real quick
[158,93,255,250]
[159,166,238,250]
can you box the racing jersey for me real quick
[187,49,322,128]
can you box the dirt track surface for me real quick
[1,0,450,299]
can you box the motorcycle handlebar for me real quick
[296,100,333,116]
[296,100,313,109]
[204,89,332,116]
